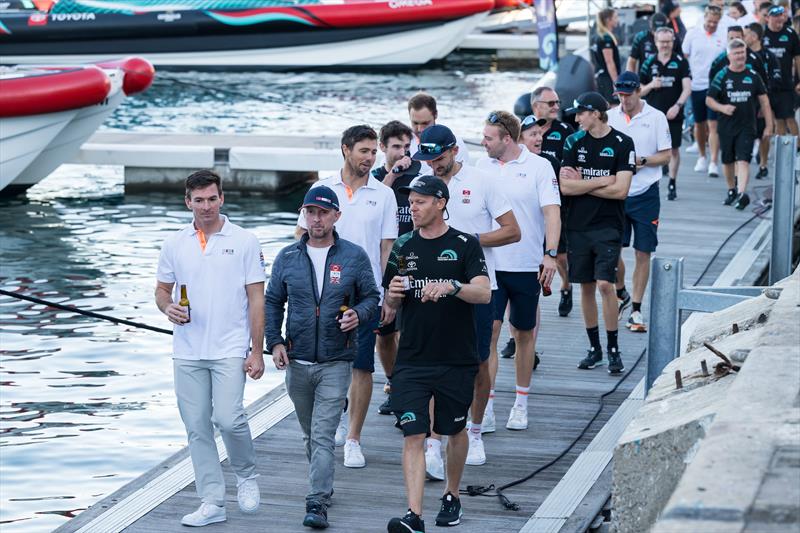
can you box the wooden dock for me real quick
[56,146,775,533]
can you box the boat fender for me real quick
[97,57,155,95]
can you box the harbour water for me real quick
[0,53,540,532]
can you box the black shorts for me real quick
[623,182,660,253]
[391,364,478,437]
[756,117,766,139]
[691,89,709,122]
[473,301,493,363]
[566,228,622,284]
[769,91,795,120]
[492,271,541,330]
[668,119,683,149]
[719,129,755,164]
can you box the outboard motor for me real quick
[554,52,595,112]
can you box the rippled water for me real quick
[0,52,538,531]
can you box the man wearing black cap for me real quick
[560,92,636,375]
[267,185,380,529]
[763,5,800,137]
[627,12,683,73]
[383,176,490,532]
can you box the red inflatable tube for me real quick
[0,66,110,118]
[96,56,155,95]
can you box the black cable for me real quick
[0,289,172,336]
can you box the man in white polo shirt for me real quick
[295,124,398,469]
[155,170,265,527]
[608,72,672,333]
[411,124,520,470]
[475,110,561,434]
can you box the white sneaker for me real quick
[334,411,348,447]
[465,434,486,466]
[425,447,445,481]
[707,161,719,177]
[343,439,366,468]
[481,410,496,434]
[686,142,699,153]
[236,477,260,514]
[181,503,226,527]
[506,406,528,431]
[693,156,708,173]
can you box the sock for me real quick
[616,286,627,299]
[427,438,442,455]
[669,178,676,186]
[607,330,619,352]
[469,423,482,436]
[486,390,495,413]
[632,302,642,313]
[586,326,601,351]
[514,385,530,410]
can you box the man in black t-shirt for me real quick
[640,26,692,190]
[560,92,635,375]
[763,5,800,135]
[707,39,774,210]
[372,120,422,416]
[383,176,490,532]
[627,12,683,73]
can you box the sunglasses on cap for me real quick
[768,6,785,15]
[520,115,540,132]
[571,99,601,111]
[614,79,640,92]
[418,141,457,155]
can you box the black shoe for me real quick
[378,396,393,415]
[558,288,572,317]
[577,347,604,369]
[617,289,631,320]
[435,492,462,527]
[388,509,425,533]
[534,351,541,370]
[667,180,676,201]
[723,187,738,206]
[608,348,625,375]
[303,501,329,529]
[756,167,767,180]
[501,337,515,358]
[734,192,750,210]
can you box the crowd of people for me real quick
[153,1,799,532]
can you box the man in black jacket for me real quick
[266,185,379,529]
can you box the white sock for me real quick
[427,438,442,455]
[469,423,482,437]
[514,385,530,410]
[486,390,495,413]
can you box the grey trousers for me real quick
[285,360,352,506]
[174,357,257,507]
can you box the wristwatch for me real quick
[449,280,462,296]
[640,157,648,166]
[545,249,558,258]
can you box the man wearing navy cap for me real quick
[383,175,490,531]
[560,92,636,375]
[267,185,380,529]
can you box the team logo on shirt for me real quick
[222,248,235,255]
[399,412,416,425]
[667,61,678,69]
[462,189,471,204]
[779,35,789,42]
[407,252,418,260]
[329,264,342,284]
[743,76,753,84]
[547,132,562,140]
[600,147,615,158]
[367,200,377,206]
[726,79,735,89]
[438,249,458,261]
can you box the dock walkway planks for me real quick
[57,147,774,533]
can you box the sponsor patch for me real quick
[438,249,458,261]
[399,412,417,425]
[329,264,341,284]
[222,248,235,255]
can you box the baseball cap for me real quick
[412,124,457,161]
[768,5,785,16]
[399,175,450,201]
[614,71,641,95]
[520,114,547,132]
[651,12,669,30]
[564,92,609,114]
[301,185,340,211]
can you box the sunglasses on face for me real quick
[536,100,561,107]
[418,141,456,155]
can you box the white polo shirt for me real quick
[443,164,512,289]
[157,215,266,360]
[475,146,561,272]
[682,25,726,90]
[298,171,398,289]
[608,102,672,197]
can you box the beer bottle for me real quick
[336,295,352,345]
[397,254,412,291]
[178,284,191,322]
[538,265,551,297]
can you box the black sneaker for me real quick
[617,289,631,319]
[734,192,750,211]
[534,351,541,370]
[388,509,425,533]
[378,396,393,415]
[435,492,462,527]
[501,337,515,358]
[577,347,604,369]
[608,348,625,375]
[723,187,738,206]
[667,180,676,201]
[558,288,573,317]
[303,501,329,529]
[756,167,767,180]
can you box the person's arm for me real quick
[589,170,633,199]
[706,95,735,115]
[244,281,265,379]
[758,93,775,137]
[350,250,381,328]
[479,210,520,247]
[626,56,638,73]
[155,281,189,325]
[540,204,560,288]
[637,148,672,169]
[380,238,394,275]
[559,166,615,195]
[603,46,619,81]
[264,252,288,352]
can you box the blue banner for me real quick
[535,0,558,71]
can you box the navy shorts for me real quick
[353,312,379,372]
[492,271,541,330]
[567,228,622,284]
[473,301,493,363]
[691,90,709,123]
[668,119,683,149]
[623,182,660,253]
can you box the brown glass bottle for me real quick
[178,284,191,322]
[336,295,352,345]
[397,254,412,290]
